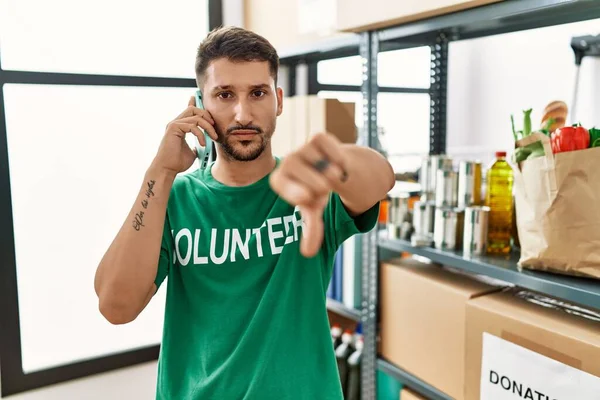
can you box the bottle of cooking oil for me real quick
[485,151,514,254]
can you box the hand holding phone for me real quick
[149,94,217,177]
[194,90,214,170]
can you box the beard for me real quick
[216,120,275,162]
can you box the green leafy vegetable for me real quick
[527,141,545,159]
[515,147,532,163]
[523,108,533,137]
[511,108,545,163]
[589,128,600,148]
[511,114,518,141]
[540,117,555,136]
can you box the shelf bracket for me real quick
[429,32,449,155]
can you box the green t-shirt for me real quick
[154,158,379,400]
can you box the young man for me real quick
[94,26,395,399]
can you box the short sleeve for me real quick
[322,192,380,255]
[154,210,173,290]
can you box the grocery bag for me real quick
[513,132,600,279]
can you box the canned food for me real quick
[434,207,464,250]
[463,206,490,256]
[388,223,401,240]
[387,221,413,240]
[419,157,432,198]
[428,155,453,193]
[458,161,482,209]
[388,194,411,226]
[412,200,435,238]
[435,169,458,208]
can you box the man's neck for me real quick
[211,150,277,187]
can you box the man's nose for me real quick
[233,99,252,126]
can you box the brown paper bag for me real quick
[513,132,600,279]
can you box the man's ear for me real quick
[276,87,284,116]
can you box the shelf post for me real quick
[429,32,449,155]
[360,30,379,400]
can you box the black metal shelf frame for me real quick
[0,1,222,397]
[360,31,380,400]
[362,1,600,399]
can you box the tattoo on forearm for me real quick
[132,179,156,231]
[144,180,156,198]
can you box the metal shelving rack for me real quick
[379,234,600,311]
[280,1,600,399]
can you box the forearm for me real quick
[94,166,175,323]
[337,144,395,215]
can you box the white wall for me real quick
[223,0,245,27]
[447,18,600,167]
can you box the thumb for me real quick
[299,204,325,258]
[189,96,196,107]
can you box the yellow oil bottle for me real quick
[485,151,514,254]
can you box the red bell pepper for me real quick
[550,125,590,153]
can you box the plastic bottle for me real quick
[346,335,363,400]
[485,151,514,254]
[335,329,355,396]
[331,324,342,349]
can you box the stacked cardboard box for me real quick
[380,258,600,399]
[380,258,504,399]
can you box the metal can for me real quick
[388,194,410,225]
[463,206,490,256]
[412,200,435,238]
[435,169,458,208]
[434,207,463,250]
[419,157,432,198]
[428,155,453,193]
[388,194,411,239]
[387,223,401,240]
[458,161,482,209]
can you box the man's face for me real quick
[202,58,283,162]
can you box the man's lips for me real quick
[231,130,260,135]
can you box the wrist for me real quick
[146,164,177,182]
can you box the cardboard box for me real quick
[400,388,427,400]
[336,0,503,32]
[244,0,353,51]
[271,96,295,157]
[306,96,356,144]
[380,258,503,400]
[272,96,356,157]
[465,289,600,400]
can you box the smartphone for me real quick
[194,90,214,170]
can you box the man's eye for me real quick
[252,90,266,98]
[218,92,232,99]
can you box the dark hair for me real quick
[195,26,279,88]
